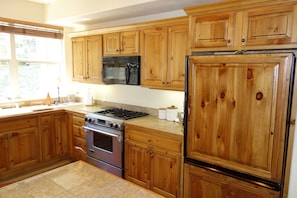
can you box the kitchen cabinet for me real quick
[103,30,139,55]
[72,35,103,83]
[0,133,9,173]
[125,124,182,198]
[185,0,297,52]
[40,115,55,162]
[40,111,68,161]
[186,53,294,184]
[0,116,40,178]
[189,12,235,49]
[184,164,280,198]
[53,112,68,157]
[140,21,189,91]
[70,113,86,161]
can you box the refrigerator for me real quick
[184,51,296,197]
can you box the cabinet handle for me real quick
[290,120,296,125]
[74,146,86,153]
[12,132,19,137]
[241,38,246,43]
[227,39,231,43]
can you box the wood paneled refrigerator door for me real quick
[186,53,294,183]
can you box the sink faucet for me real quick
[54,86,61,105]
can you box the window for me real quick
[0,19,63,101]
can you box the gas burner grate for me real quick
[94,108,148,120]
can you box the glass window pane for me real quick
[15,35,62,62]
[18,62,60,98]
[0,33,10,59]
[0,61,10,99]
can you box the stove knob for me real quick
[114,124,119,129]
[109,123,114,128]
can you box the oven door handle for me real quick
[82,126,120,138]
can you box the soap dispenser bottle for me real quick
[46,92,51,106]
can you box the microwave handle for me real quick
[125,64,130,84]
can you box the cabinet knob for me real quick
[227,39,231,43]
[241,38,246,43]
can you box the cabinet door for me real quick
[54,113,68,157]
[125,141,150,188]
[242,4,297,47]
[190,12,235,49]
[0,133,9,173]
[184,164,280,198]
[167,24,188,91]
[40,115,55,162]
[72,37,86,81]
[103,33,120,55]
[120,31,139,54]
[151,147,181,198]
[85,35,102,83]
[187,54,293,183]
[141,27,167,88]
[9,127,40,169]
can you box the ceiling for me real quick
[25,0,220,27]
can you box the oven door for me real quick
[83,125,123,168]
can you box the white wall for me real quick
[0,0,45,23]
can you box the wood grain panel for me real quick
[187,53,293,183]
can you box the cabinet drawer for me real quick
[73,125,86,138]
[40,116,52,125]
[0,117,38,132]
[73,137,86,161]
[126,129,182,153]
[73,137,86,151]
[73,115,85,126]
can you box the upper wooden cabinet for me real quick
[141,19,189,91]
[72,35,102,83]
[190,12,235,49]
[103,30,139,55]
[185,0,297,51]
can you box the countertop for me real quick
[0,103,184,137]
[125,116,184,136]
[0,160,164,198]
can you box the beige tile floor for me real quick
[0,161,164,198]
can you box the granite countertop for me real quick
[0,161,164,198]
[125,116,184,137]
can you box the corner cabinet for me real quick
[72,35,103,83]
[184,164,280,198]
[103,30,139,55]
[185,0,297,51]
[140,18,189,91]
[125,124,183,198]
[40,111,68,161]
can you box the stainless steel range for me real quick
[83,108,148,177]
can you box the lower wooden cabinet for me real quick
[184,164,280,198]
[69,113,86,161]
[125,124,183,198]
[0,116,40,178]
[40,111,68,162]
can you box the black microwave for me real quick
[102,56,140,85]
